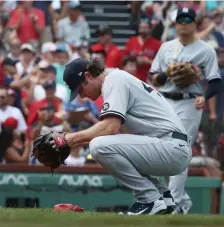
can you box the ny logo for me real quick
[182,8,189,13]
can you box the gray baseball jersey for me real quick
[150,38,221,93]
[100,69,186,137]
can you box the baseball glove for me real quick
[32,132,70,173]
[167,62,201,88]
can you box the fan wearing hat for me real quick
[31,102,72,141]
[90,24,122,69]
[28,61,69,103]
[2,58,26,111]
[150,7,222,214]
[56,1,90,46]
[0,88,27,133]
[16,43,37,77]
[41,42,57,65]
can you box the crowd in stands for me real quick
[0,0,224,169]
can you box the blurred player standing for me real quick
[150,8,222,214]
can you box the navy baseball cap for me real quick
[176,8,196,21]
[63,58,90,101]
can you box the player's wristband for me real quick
[156,72,167,85]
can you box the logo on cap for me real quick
[182,8,189,13]
[78,72,82,77]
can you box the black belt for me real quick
[161,92,199,100]
[172,131,188,142]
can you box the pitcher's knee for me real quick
[89,137,107,160]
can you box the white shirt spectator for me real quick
[34,84,69,102]
[0,106,27,131]
[56,16,90,45]
[16,61,35,76]
[3,1,17,11]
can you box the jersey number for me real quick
[142,83,161,97]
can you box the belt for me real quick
[161,92,199,100]
[172,131,188,142]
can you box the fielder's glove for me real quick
[32,132,70,173]
[166,62,201,88]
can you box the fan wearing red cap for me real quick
[2,117,18,130]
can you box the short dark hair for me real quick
[122,56,137,67]
[86,57,105,77]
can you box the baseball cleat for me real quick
[119,198,167,215]
[163,191,176,214]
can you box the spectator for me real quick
[0,88,27,133]
[7,37,21,62]
[0,118,15,163]
[71,40,91,60]
[56,0,90,45]
[90,24,122,69]
[33,1,54,42]
[27,80,65,127]
[141,1,171,40]
[53,42,71,97]
[7,0,45,44]
[0,1,17,53]
[41,42,57,64]
[31,103,72,140]
[7,89,17,107]
[122,56,137,76]
[124,18,162,82]
[65,95,99,132]
[210,9,224,34]
[2,57,25,111]
[1,117,32,164]
[16,43,37,77]
[3,138,32,163]
[91,47,106,65]
[0,1,17,13]
[30,60,69,102]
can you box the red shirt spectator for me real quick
[7,2,45,43]
[91,43,122,68]
[124,20,162,82]
[90,24,122,68]
[27,97,62,127]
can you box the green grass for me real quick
[0,209,224,227]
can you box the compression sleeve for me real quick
[205,78,222,100]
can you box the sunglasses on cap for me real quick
[176,17,194,24]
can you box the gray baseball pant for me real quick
[166,98,203,206]
[90,133,192,203]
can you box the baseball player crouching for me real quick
[150,8,222,214]
[33,57,192,215]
